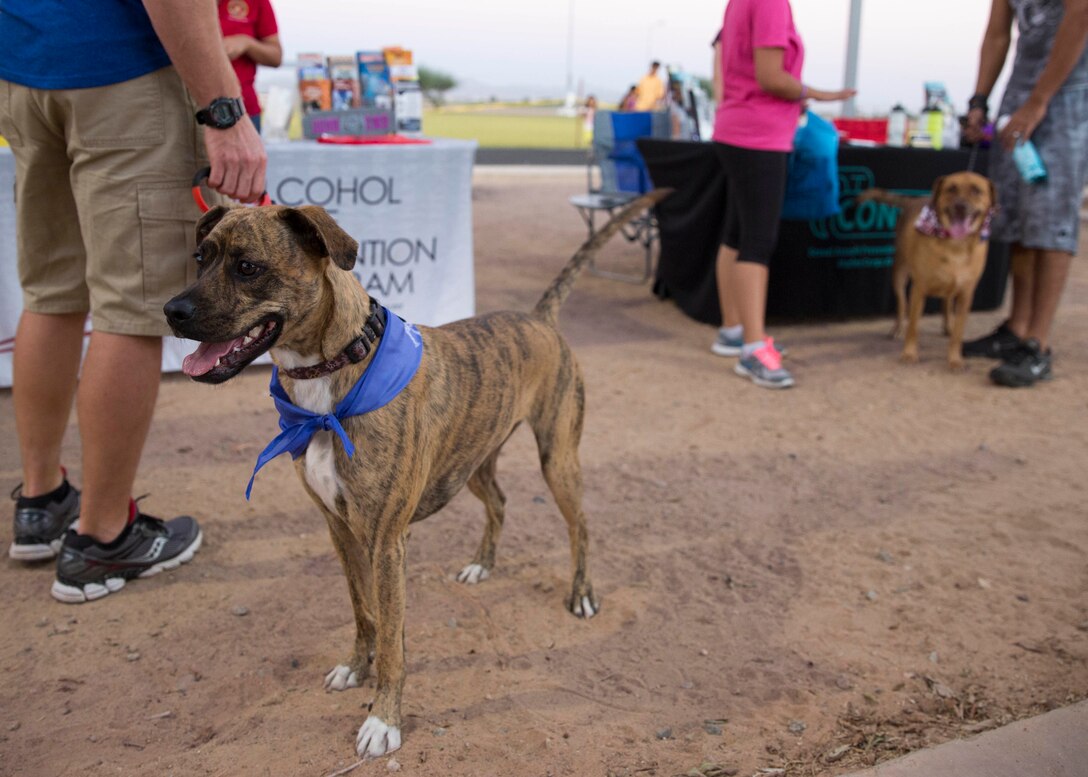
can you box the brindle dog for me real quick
[163,191,667,759]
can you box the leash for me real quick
[191,166,272,213]
[966,141,980,173]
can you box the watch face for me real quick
[211,102,236,125]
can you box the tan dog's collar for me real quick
[281,300,386,380]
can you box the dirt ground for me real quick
[1,170,1086,777]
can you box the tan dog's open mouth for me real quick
[182,315,281,383]
[943,202,983,239]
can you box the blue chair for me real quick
[569,111,661,283]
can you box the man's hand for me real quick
[963,107,988,144]
[203,116,267,203]
[998,98,1047,151]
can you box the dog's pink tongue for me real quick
[182,339,241,377]
[948,220,972,239]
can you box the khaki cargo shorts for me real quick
[0,67,212,336]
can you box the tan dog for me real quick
[859,171,996,370]
[163,191,666,760]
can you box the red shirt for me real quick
[218,0,278,116]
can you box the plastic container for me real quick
[886,104,908,147]
[996,116,1048,183]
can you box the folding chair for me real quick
[569,111,659,284]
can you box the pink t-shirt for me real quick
[712,0,805,152]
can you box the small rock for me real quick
[876,549,894,564]
[8,722,20,732]
[835,675,853,690]
[447,618,458,628]
[704,723,723,735]
[1016,594,1030,603]
[978,578,992,590]
[1015,456,1027,465]
[231,605,249,617]
[824,744,851,763]
[699,649,709,657]
[386,758,401,772]
[290,658,300,669]
[655,727,672,740]
[1077,621,1088,633]
[787,720,806,734]
[88,734,98,742]
[432,727,447,737]
[978,443,989,452]
[532,496,547,504]
[865,590,879,601]
[35,618,49,628]
[929,651,939,664]
[126,652,141,662]
[680,680,694,690]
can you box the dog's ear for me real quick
[278,206,359,270]
[929,176,946,209]
[196,205,230,243]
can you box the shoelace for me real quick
[753,338,784,371]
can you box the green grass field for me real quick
[423,106,591,149]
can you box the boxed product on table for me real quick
[327,55,361,111]
[356,51,394,110]
[382,46,418,83]
[298,52,331,113]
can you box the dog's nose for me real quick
[163,296,197,325]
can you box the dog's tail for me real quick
[856,188,924,210]
[533,188,672,324]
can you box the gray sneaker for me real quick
[989,338,1052,388]
[712,329,788,357]
[9,483,81,561]
[52,511,202,603]
[734,339,795,389]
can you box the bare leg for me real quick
[1006,245,1036,338]
[1023,249,1072,350]
[76,332,162,542]
[730,260,769,345]
[715,244,741,328]
[13,311,85,496]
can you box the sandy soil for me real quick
[1,170,1086,777]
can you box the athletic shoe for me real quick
[712,329,788,357]
[9,482,81,561]
[989,338,1052,388]
[963,321,1022,360]
[51,511,202,604]
[734,338,795,389]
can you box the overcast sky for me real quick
[263,0,1011,113]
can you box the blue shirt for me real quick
[0,0,171,89]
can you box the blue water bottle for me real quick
[996,116,1048,183]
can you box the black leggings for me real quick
[714,142,788,267]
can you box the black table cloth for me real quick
[638,139,1010,324]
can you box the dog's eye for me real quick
[192,252,204,266]
[236,260,263,278]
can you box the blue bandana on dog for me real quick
[246,308,423,499]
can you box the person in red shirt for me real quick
[218,0,282,133]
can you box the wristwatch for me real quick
[195,97,245,129]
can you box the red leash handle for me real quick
[191,166,272,213]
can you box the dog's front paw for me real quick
[456,563,490,585]
[567,586,600,619]
[899,350,919,364]
[356,716,401,759]
[948,359,965,373]
[324,664,362,692]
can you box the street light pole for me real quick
[565,0,575,97]
[843,0,862,116]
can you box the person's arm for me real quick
[965,0,1013,142]
[998,0,1088,149]
[223,33,283,67]
[753,48,855,102]
[712,40,723,103]
[141,0,267,202]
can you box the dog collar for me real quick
[281,301,387,380]
[246,306,423,499]
[914,204,993,240]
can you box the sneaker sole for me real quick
[9,537,64,562]
[734,362,795,389]
[50,530,203,604]
[711,342,742,357]
[991,371,1053,388]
